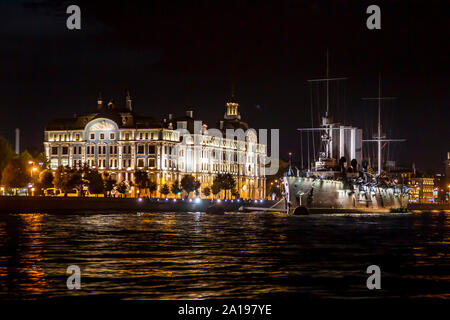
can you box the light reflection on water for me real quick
[0,211,448,300]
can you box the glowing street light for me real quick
[30,166,39,178]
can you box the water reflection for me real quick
[0,213,48,298]
[0,211,448,300]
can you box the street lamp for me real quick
[30,166,38,178]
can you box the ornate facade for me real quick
[44,93,266,199]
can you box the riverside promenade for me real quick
[407,203,450,211]
[0,196,276,214]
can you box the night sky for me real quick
[0,0,448,173]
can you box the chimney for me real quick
[97,92,103,110]
[448,152,450,160]
[186,110,193,118]
[15,128,20,154]
[126,91,132,111]
[168,113,173,121]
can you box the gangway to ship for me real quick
[239,199,288,213]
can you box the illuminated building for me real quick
[442,152,450,202]
[408,177,435,203]
[445,152,450,185]
[44,93,266,199]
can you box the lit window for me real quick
[50,159,58,169]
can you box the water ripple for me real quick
[0,211,448,300]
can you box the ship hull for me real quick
[284,176,409,214]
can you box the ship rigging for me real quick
[297,52,405,177]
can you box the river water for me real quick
[0,211,448,300]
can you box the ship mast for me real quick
[303,50,346,161]
[378,75,382,176]
[362,74,405,176]
[326,50,330,117]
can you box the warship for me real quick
[283,54,409,214]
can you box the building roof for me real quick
[46,95,252,133]
[45,102,162,131]
[220,118,249,131]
